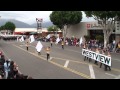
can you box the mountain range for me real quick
[0,19,53,28]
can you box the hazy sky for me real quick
[0,11,95,24]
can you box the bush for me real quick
[84,35,90,42]
[96,35,104,42]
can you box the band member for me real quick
[50,38,53,47]
[88,48,92,62]
[46,47,50,61]
[94,48,99,65]
[26,41,29,51]
[61,41,64,49]
[104,52,111,71]
[100,50,105,68]
[83,44,88,61]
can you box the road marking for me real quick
[115,75,120,79]
[54,47,82,53]
[20,45,26,46]
[113,59,120,62]
[105,73,116,77]
[89,65,95,79]
[49,57,53,61]
[35,52,120,73]
[13,44,92,79]
[29,44,120,63]
[64,60,69,68]
[13,44,120,74]
[50,61,92,79]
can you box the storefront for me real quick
[14,28,62,37]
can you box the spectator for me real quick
[0,75,2,79]
[0,55,5,65]
[4,59,11,79]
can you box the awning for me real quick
[29,32,38,34]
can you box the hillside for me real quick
[0,19,33,28]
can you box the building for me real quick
[66,21,118,43]
[14,28,62,37]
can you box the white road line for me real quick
[49,57,53,61]
[20,45,26,46]
[115,75,120,79]
[54,47,82,53]
[27,44,120,62]
[89,65,95,79]
[113,59,120,62]
[105,73,117,77]
[64,60,69,68]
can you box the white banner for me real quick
[36,41,43,52]
[82,49,111,66]
[30,35,35,43]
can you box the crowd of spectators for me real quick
[0,52,33,79]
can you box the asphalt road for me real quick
[0,40,85,79]
[1,40,120,79]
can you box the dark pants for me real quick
[62,45,64,49]
[38,52,41,55]
[84,56,88,61]
[51,43,52,47]
[100,63,102,68]
[104,65,111,71]
[26,47,28,51]
[89,58,91,62]
[47,53,50,60]
[94,61,98,65]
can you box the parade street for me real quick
[1,40,120,79]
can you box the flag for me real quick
[30,35,35,43]
[56,37,60,44]
[36,41,43,52]
[46,34,50,39]
[19,36,24,42]
[80,37,83,45]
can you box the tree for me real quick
[96,35,104,43]
[48,25,58,32]
[50,11,82,41]
[0,25,5,30]
[4,21,16,33]
[84,35,90,42]
[48,25,59,36]
[84,11,120,48]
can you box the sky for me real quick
[0,11,95,25]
